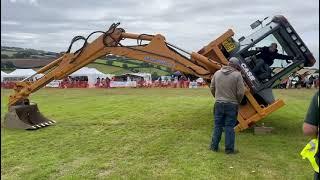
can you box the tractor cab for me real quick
[230,15,316,105]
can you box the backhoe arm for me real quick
[5,16,312,132]
[8,23,222,107]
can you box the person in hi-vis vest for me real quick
[301,91,319,180]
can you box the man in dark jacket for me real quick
[210,57,245,154]
[246,43,295,80]
[302,91,319,179]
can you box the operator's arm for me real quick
[303,91,319,137]
[236,72,245,104]
[210,74,216,97]
[275,53,294,60]
[241,49,260,58]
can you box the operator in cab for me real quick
[244,43,296,81]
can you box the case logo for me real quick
[241,63,256,81]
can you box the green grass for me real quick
[134,68,170,76]
[87,61,169,76]
[86,63,133,75]
[94,59,107,64]
[95,59,141,68]
[1,88,317,179]
[126,59,144,64]
[111,61,138,68]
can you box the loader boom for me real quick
[8,23,221,107]
[5,23,226,130]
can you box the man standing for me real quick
[210,57,245,154]
[302,90,319,179]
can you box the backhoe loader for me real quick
[3,15,316,132]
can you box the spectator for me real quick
[308,75,315,89]
[287,75,293,89]
[105,77,111,88]
[301,91,319,179]
[303,75,309,88]
[95,77,101,88]
[210,57,245,154]
[100,78,105,88]
[315,76,319,88]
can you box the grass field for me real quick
[1,88,317,179]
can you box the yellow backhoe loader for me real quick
[3,15,316,131]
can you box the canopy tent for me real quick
[296,68,318,76]
[127,73,152,82]
[3,69,42,82]
[114,73,151,82]
[196,78,204,83]
[70,67,113,87]
[1,71,8,82]
[160,76,172,82]
[306,72,319,79]
[9,69,36,76]
[272,67,284,74]
[88,68,113,79]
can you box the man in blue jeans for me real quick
[209,57,245,154]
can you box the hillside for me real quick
[1,46,172,76]
[88,61,170,76]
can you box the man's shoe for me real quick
[209,147,218,152]
[225,150,239,154]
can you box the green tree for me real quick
[151,72,159,80]
[1,54,9,59]
[13,51,33,58]
[1,61,15,69]
[166,67,173,73]
[141,62,147,67]
[132,69,139,73]
[106,60,113,66]
[122,63,128,69]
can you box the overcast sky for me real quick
[1,0,319,67]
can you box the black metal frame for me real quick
[231,15,315,93]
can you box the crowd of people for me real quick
[1,75,207,89]
[59,76,89,88]
[275,74,319,89]
[151,78,206,88]
[58,75,207,89]
[2,75,318,89]
[94,77,111,88]
[1,72,317,89]
[1,81,16,89]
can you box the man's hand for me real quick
[286,56,298,63]
[303,122,318,137]
[256,47,262,51]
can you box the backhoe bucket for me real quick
[4,103,55,130]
